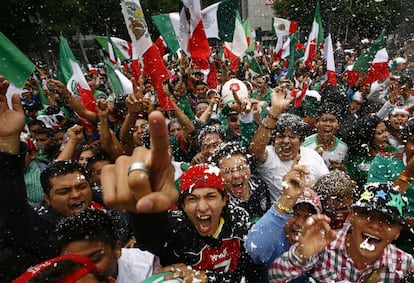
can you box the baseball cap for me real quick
[295,187,323,214]
[352,182,408,224]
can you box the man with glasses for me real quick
[210,142,271,223]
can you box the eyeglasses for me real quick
[220,164,249,176]
[201,141,221,151]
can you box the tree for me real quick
[272,0,413,45]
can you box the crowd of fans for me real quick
[2,37,414,282]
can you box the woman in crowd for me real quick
[345,113,396,187]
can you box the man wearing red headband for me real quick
[101,111,264,282]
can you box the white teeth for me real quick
[199,216,209,220]
[363,233,380,240]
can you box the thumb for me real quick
[136,190,178,213]
[11,94,24,115]
[291,155,301,167]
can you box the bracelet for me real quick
[276,200,293,214]
[267,112,278,120]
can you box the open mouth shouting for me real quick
[322,127,333,135]
[359,232,381,252]
[196,215,213,236]
[230,181,248,200]
[70,201,86,215]
[278,146,293,160]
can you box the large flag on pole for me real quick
[0,32,35,101]
[121,0,173,110]
[180,0,211,70]
[57,35,97,115]
[303,0,323,70]
[347,31,389,87]
[323,33,337,87]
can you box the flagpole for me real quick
[77,31,90,66]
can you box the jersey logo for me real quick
[193,238,240,272]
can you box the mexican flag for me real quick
[303,0,324,70]
[323,33,337,87]
[151,1,219,56]
[106,29,121,67]
[222,11,248,72]
[0,32,34,101]
[217,0,238,42]
[274,35,289,60]
[104,59,133,96]
[201,2,220,39]
[151,12,181,55]
[347,31,389,87]
[57,35,97,115]
[287,32,304,80]
[154,36,168,60]
[243,18,255,54]
[246,55,263,77]
[95,36,131,62]
[180,0,211,70]
[273,17,298,37]
[121,0,173,110]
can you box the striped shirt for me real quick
[268,224,413,282]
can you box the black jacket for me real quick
[0,143,55,281]
[132,203,264,282]
[0,143,130,282]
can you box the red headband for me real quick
[13,254,101,283]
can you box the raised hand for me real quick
[155,263,207,283]
[101,111,178,213]
[271,84,294,111]
[282,155,309,195]
[294,214,337,261]
[0,76,25,154]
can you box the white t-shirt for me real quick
[117,248,160,283]
[257,146,329,202]
[303,133,348,169]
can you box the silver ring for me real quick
[128,162,149,176]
